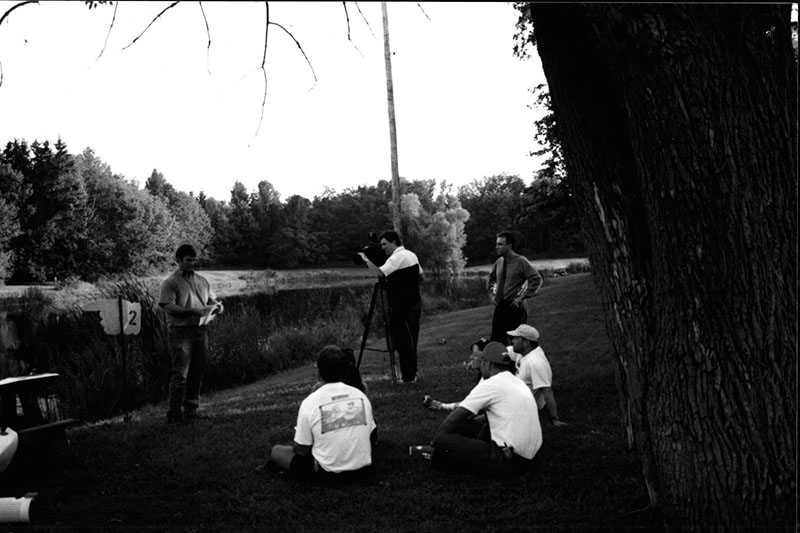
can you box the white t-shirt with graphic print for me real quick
[294,382,376,473]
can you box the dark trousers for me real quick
[431,418,532,477]
[289,454,374,485]
[490,300,528,344]
[167,326,208,417]
[390,300,421,382]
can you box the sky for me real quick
[0,1,548,202]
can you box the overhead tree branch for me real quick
[0,1,39,88]
[0,0,38,28]
[122,0,180,51]
[269,21,318,87]
[198,1,211,74]
[354,2,375,37]
[415,2,431,21]
[342,2,363,56]
[95,0,118,61]
[253,1,269,140]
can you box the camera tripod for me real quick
[356,279,399,385]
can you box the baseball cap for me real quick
[478,341,511,364]
[506,324,540,341]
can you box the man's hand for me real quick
[197,304,219,316]
[512,296,525,308]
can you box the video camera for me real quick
[351,231,387,267]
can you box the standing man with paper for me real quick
[159,244,223,424]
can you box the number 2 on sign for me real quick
[127,309,138,328]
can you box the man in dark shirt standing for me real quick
[487,232,542,344]
[159,244,223,424]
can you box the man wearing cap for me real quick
[420,341,542,476]
[487,231,543,344]
[507,324,567,427]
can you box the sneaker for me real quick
[184,411,208,421]
[409,445,433,459]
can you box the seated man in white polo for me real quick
[268,345,377,482]
[418,341,542,476]
[506,324,567,427]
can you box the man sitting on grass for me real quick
[268,345,377,482]
[505,325,567,427]
[413,341,542,476]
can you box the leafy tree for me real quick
[249,180,285,266]
[0,194,20,282]
[223,181,260,267]
[458,174,527,264]
[517,176,583,256]
[145,169,178,204]
[144,169,212,258]
[517,3,796,528]
[269,195,326,268]
[401,188,469,281]
[167,191,213,258]
[75,148,174,278]
[2,139,89,281]
[199,196,233,266]
[309,185,393,264]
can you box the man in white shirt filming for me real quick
[359,230,424,383]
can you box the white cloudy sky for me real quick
[0,1,547,202]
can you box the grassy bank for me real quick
[3,273,655,531]
[0,275,488,422]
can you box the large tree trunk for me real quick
[526,4,796,529]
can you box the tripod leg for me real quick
[379,285,398,385]
[357,282,381,368]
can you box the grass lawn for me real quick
[7,273,655,531]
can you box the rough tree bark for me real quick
[525,4,796,529]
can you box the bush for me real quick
[2,275,490,422]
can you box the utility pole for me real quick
[381,2,401,236]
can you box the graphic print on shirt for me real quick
[319,397,368,433]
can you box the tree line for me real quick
[0,135,581,284]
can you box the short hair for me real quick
[317,345,347,383]
[176,244,197,261]
[378,230,402,246]
[496,232,515,247]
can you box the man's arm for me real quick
[487,261,498,304]
[540,387,567,426]
[292,441,312,456]
[521,262,543,301]
[512,263,542,306]
[359,253,385,278]
[159,303,216,317]
[436,406,476,435]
